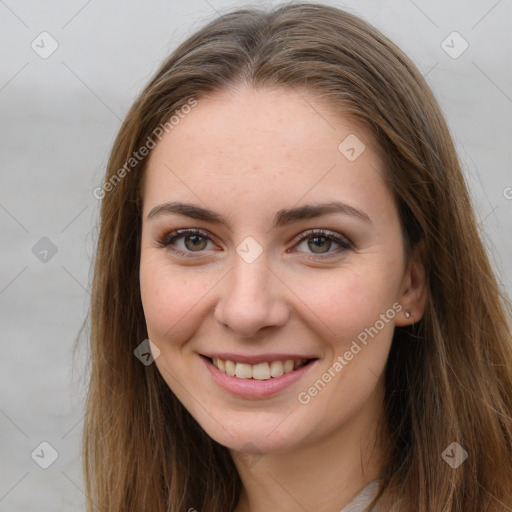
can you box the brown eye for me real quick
[293,229,352,259]
[183,234,208,251]
[158,229,215,255]
[307,235,333,254]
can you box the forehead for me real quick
[142,86,393,226]
[149,86,374,166]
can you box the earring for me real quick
[405,310,412,319]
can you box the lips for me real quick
[200,354,319,399]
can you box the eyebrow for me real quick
[147,200,371,228]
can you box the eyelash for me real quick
[156,228,353,260]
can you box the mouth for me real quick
[200,355,317,381]
[200,353,320,399]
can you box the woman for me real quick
[81,3,512,510]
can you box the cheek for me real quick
[139,253,212,343]
[296,263,401,347]
[290,271,398,428]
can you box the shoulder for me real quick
[340,479,380,512]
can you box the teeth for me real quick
[235,363,253,379]
[252,362,270,380]
[270,360,284,378]
[225,359,236,377]
[283,360,294,373]
[211,357,308,380]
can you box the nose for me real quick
[214,254,290,338]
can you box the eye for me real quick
[157,228,217,256]
[156,227,352,260]
[291,229,352,259]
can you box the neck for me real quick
[231,381,388,512]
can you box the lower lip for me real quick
[201,356,318,399]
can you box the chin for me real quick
[193,408,309,455]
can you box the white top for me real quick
[339,479,379,512]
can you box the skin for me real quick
[139,86,426,511]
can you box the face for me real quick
[139,86,422,455]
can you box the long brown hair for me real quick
[79,3,512,510]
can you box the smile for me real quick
[200,354,318,399]
[209,357,310,380]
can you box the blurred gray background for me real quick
[1,0,511,510]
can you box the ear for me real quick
[395,239,427,326]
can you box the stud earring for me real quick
[405,310,412,319]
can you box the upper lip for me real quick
[200,352,317,365]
